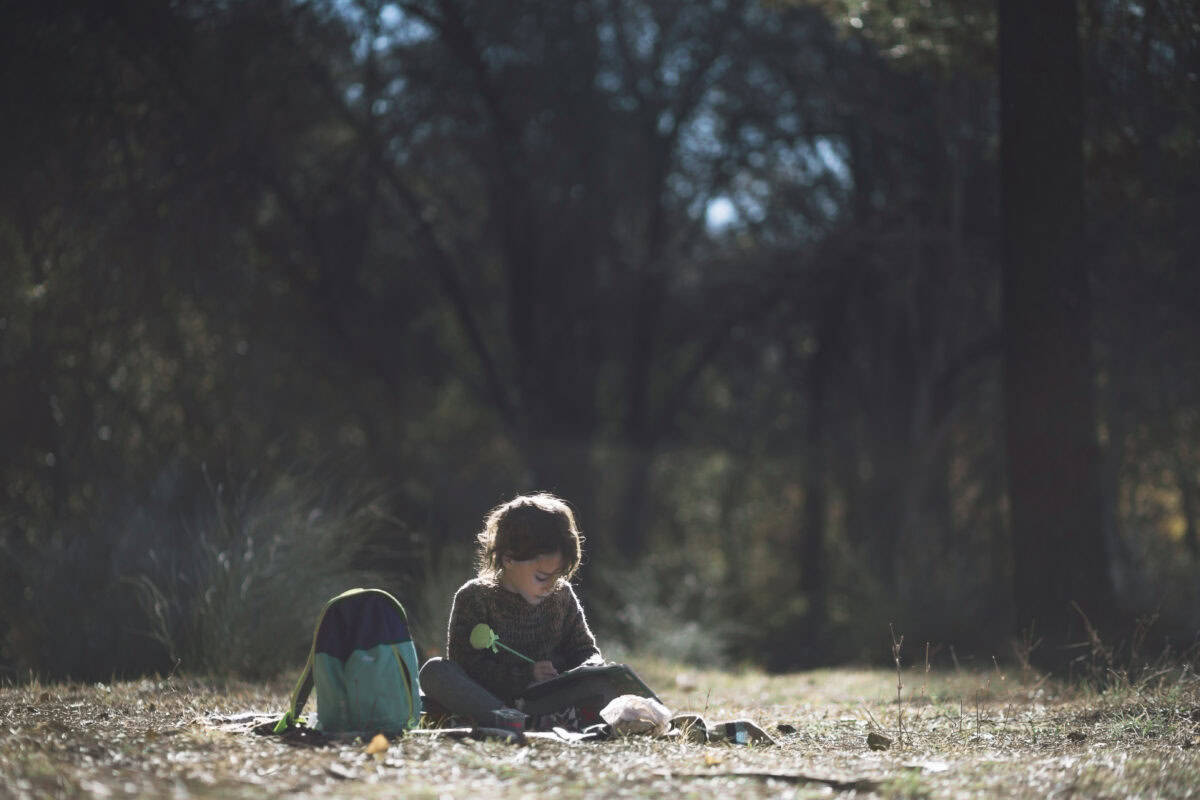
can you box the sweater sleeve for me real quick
[552,583,603,671]
[446,581,530,703]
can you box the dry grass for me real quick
[2,658,1198,799]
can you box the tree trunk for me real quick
[612,444,654,561]
[998,0,1115,661]
[798,339,829,658]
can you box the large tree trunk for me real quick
[998,0,1115,662]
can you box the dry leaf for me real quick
[704,752,723,766]
[365,733,389,759]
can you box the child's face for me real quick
[500,551,565,606]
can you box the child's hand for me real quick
[531,660,559,683]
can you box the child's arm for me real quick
[446,583,529,702]
[553,583,603,671]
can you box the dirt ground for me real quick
[3,657,1198,799]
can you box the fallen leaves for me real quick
[365,734,389,760]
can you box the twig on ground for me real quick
[917,641,930,721]
[672,771,881,793]
[862,705,885,733]
[890,623,904,747]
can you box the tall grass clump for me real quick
[591,555,738,667]
[126,467,396,678]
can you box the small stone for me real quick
[867,731,893,751]
[1066,730,1086,743]
[326,762,357,780]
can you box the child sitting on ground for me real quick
[419,492,605,730]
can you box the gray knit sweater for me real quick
[446,578,602,704]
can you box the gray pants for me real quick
[419,657,511,722]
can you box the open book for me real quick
[514,662,659,717]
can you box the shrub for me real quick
[590,556,738,668]
[126,468,395,678]
[0,464,402,681]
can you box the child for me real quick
[419,492,605,730]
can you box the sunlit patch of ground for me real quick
[2,660,1198,799]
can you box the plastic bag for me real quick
[599,694,672,736]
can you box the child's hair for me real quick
[476,492,584,583]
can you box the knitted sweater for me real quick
[446,577,602,704]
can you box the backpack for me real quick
[274,588,422,734]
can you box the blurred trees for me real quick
[0,0,1197,679]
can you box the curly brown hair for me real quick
[475,493,584,583]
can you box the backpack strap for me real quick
[274,589,361,732]
[273,653,316,733]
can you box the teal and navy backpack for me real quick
[275,588,422,734]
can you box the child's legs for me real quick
[419,657,508,721]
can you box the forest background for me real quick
[2,0,1197,683]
